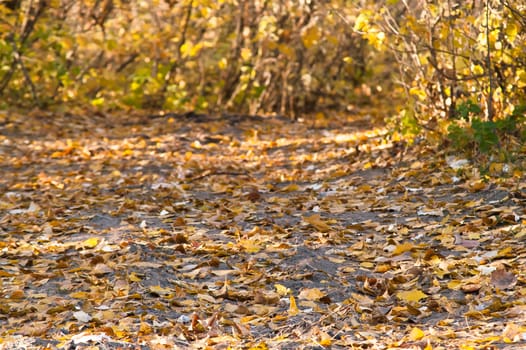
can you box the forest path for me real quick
[0,111,524,349]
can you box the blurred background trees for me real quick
[1,0,524,155]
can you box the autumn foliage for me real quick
[2,1,525,153]
[0,0,372,118]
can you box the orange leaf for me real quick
[288,295,299,316]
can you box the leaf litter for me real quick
[0,111,525,349]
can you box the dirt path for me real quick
[0,112,525,349]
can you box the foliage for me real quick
[448,103,526,155]
[1,1,525,156]
[0,0,373,117]
[354,0,526,155]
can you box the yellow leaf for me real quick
[149,285,172,296]
[281,183,299,192]
[366,30,385,50]
[139,322,152,335]
[91,97,104,107]
[70,291,91,299]
[459,345,475,350]
[179,42,190,58]
[396,289,427,303]
[218,57,228,70]
[298,288,325,301]
[129,272,142,282]
[472,64,484,75]
[498,246,513,257]
[392,242,413,256]
[248,342,268,350]
[362,162,373,170]
[122,149,133,157]
[241,47,252,61]
[238,238,261,253]
[505,22,518,43]
[410,327,425,341]
[447,280,461,290]
[278,43,296,60]
[274,284,291,296]
[82,237,99,249]
[288,295,299,316]
[303,214,331,232]
[409,87,427,101]
[318,330,332,346]
[354,12,371,32]
[517,69,526,88]
[301,25,320,49]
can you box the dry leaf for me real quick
[73,311,92,323]
[409,327,425,341]
[392,242,413,256]
[491,266,517,290]
[275,284,291,296]
[303,214,331,232]
[92,263,113,275]
[396,289,428,303]
[82,237,99,249]
[298,288,326,301]
[288,295,300,316]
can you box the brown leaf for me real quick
[491,266,517,290]
[92,263,113,275]
[254,291,280,305]
[303,214,331,232]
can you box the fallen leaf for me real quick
[502,323,526,343]
[70,291,91,299]
[396,289,428,303]
[82,237,100,249]
[149,285,173,296]
[318,330,332,346]
[275,284,291,296]
[298,288,326,301]
[92,263,113,275]
[468,180,486,192]
[491,266,517,290]
[392,242,413,256]
[409,327,425,341]
[303,214,331,232]
[73,311,92,323]
[288,295,300,316]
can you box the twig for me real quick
[15,49,39,104]
[485,0,495,120]
[160,0,193,95]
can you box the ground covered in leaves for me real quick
[1,111,525,349]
